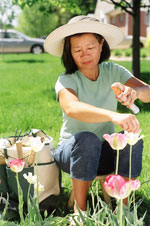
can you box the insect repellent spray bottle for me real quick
[112,86,140,114]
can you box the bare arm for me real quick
[58,88,140,133]
[125,77,150,103]
[112,77,150,108]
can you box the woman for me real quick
[44,15,150,213]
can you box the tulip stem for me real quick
[27,183,31,214]
[16,172,24,223]
[115,149,119,175]
[129,145,132,181]
[119,199,123,226]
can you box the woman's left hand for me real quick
[112,82,138,108]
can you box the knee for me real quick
[75,131,100,145]
[73,131,101,160]
[136,138,143,149]
[118,138,144,178]
[70,132,102,180]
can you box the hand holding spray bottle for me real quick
[111,86,140,114]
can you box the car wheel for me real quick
[31,45,43,54]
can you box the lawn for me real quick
[0,53,63,143]
[0,53,150,225]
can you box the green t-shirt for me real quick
[55,62,133,144]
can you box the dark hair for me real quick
[62,33,111,74]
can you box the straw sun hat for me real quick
[44,15,124,57]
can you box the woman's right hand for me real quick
[111,112,140,133]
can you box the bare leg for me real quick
[72,178,92,212]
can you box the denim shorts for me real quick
[54,131,143,181]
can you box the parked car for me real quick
[0,29,45,54]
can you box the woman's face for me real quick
[70,33,103,72]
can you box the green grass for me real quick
[0,53,64,145]
[0,53,150,224]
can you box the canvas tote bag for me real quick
[0,129,60,205]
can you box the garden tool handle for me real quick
[16,141,23,159]
[27,149,36,166]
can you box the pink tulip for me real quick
[104,175,140,200]
[103,133,128,150]
[130,179,141,191]
[10,159,25,173]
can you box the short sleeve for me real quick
[55,73,78,100]
[111,62,133,84]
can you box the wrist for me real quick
[132,87,139,100]
[109,111,119,123]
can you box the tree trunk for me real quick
[132,0,141,78]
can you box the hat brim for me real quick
[44,21,124,57]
